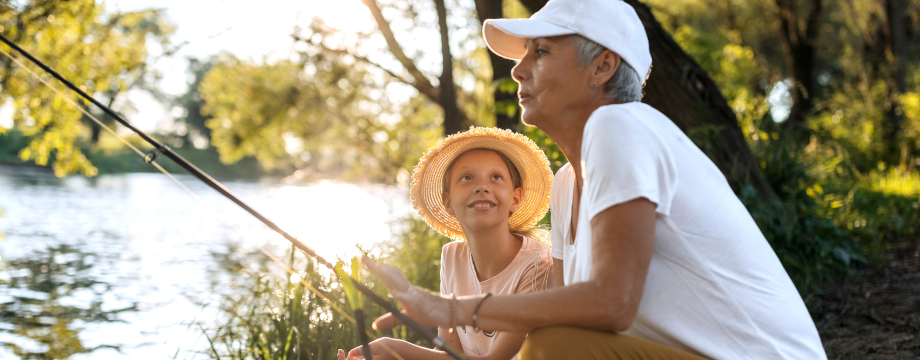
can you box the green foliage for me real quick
[202,216,452,358]
[203,247,366,360]
[646,0,920,297]
[383,216,453,294]
[334,258,364,310]
[0,0,174,177]
[199,49,443,182]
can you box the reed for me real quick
[199,216,451,359]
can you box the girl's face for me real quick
[444,150,523,234]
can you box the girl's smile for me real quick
[444,150,522,233]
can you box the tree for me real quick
[296,0,531,136]
[172,57,216,148]
[356,0,468,135]
[775,0,822,135]
[883,0,908,160]
[474,0,520,130]
[199,47,443,182]
[0,0,174,176]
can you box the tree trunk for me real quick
[434,0,464,136]
[474,0,519,130]
[884,0,907,159]
[775,0,822,136]
[520,0,778,201]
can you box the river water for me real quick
[0,166,411,359]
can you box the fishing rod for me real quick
[0,33,467,360]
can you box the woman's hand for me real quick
[336,337,407,360]
[363,257,451,331]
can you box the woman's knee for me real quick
[518,326,576,360]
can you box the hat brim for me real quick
[410,127,553,240]
[483,19,575,60]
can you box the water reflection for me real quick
[0,244,131,358]
[0,167,410,359]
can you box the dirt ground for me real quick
[813,243,920,359]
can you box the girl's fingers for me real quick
[347,346,364,359]
[363,256,411,293]
[336,349,347,360]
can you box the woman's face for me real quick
[511,36,595,128]
[444,150,522,234]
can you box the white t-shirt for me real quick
[550,102,826,359]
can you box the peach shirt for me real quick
[439,236,553,357]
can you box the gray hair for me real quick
[571,35,643,103]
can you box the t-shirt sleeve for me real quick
[549,164,572,260]
[439,244,449,296]
[514,247,554,294]
[582,107,678,220]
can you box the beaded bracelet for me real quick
[472,292,492,332]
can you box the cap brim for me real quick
[483,19,575,60]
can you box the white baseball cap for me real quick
[482,0,651,79]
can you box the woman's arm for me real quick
[367,198,656,334]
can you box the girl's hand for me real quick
[363,257,451,331]
[336,337,406,360]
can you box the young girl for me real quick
[338,127,555,360]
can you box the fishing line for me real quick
[0,44,404,360]
[0,35,464,360]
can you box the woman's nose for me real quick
[511,58,528,83]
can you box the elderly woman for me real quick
[365,0,827,359]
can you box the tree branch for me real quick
[291,34,432,98]
[360,0,439,100]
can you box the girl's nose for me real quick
[475,185,490,194]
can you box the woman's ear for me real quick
[592,50,620,86]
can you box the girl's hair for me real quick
[442,148,550,243]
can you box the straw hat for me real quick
[410,127,553,240]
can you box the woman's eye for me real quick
[536,49,548,56]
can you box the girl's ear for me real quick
[444,197,455,216]
[512,187,523,211]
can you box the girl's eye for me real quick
[492,174,503,180]
[459,175,472,181]
[536,48,548,56]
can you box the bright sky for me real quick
[108,0,377,131]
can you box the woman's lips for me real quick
[518,92,531,103]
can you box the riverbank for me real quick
[814,241,920,358]
[0,130,267,180]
